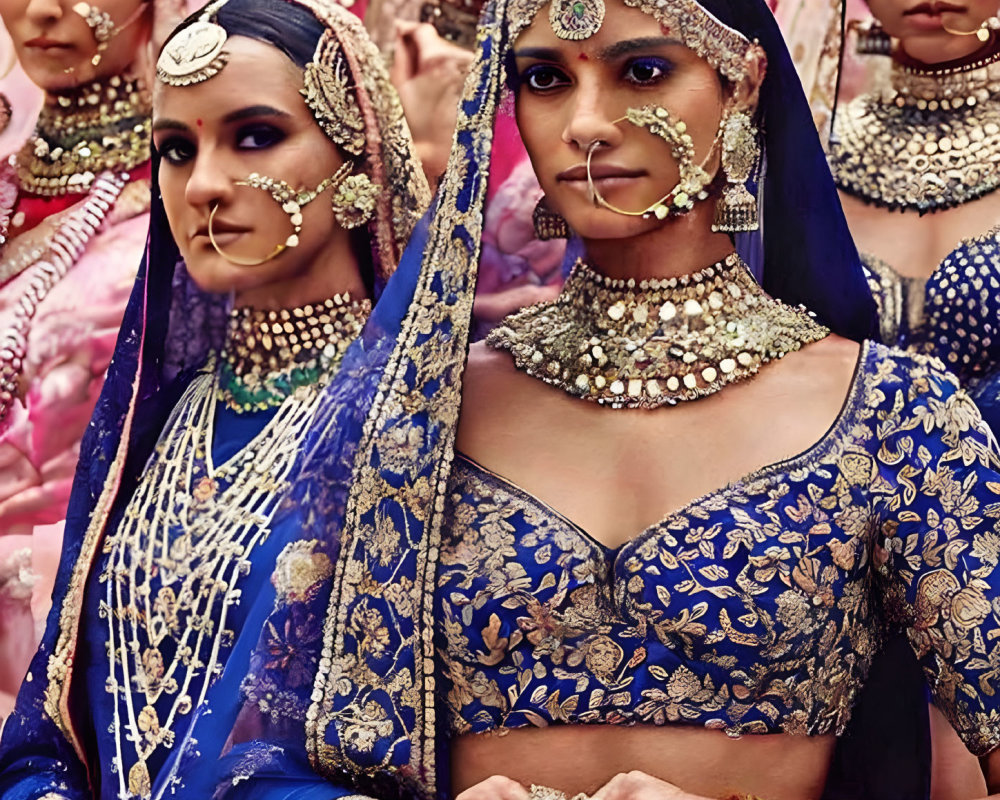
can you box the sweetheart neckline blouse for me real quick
[863,226,1000,391]
[449,342,869,553]
[435,342,1000,755]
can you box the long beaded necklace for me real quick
[101,360,335,798]
[0,171,127,425]
[218,292,371,413]
[487,252,830,409]
[830,45,1000,212]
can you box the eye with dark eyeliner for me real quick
[519,63,572,92]
[235,123,286,150]
[155,136,195,166]
[623,56,673,86]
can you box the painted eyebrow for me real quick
[151,104,292,133]
[512,46,565,62]
[222,104,292,124]
[597,36,681,60]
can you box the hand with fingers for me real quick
[389,20,473,185]
[455,775,532,800]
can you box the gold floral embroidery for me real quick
[436,345,1000,756]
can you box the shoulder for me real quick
[862,342,996,461]
[862,341,963,400]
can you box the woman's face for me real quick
[513,0,729,241]
[0,0,148,90]
[865,0,999,59]
[154,36,353,305]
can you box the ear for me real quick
[730,43,767,113]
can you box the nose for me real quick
[184,149,234,210]
[23,0,64,28]
[561,78,624,153]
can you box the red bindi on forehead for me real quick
[196,119,203,127]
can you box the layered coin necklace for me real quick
[0,73,151,426]
[487,252,830,409]
[829,45,1000,212]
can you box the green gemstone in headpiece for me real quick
[549,0,605,40]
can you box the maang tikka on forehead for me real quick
[548,0,606,40]
[156,0,231,86]
[509,0,759,82]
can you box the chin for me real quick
[564,209,663,242]
[20,59,80,91]
[182,254,253,297]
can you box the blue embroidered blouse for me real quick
[435,342,1000,754]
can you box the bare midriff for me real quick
[450,725,837,799]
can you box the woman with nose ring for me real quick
[156,0,1000,798]
[0,0,155,720]
[0,0,429,795]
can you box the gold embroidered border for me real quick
[306,6,508,800]
[42,327,145,772]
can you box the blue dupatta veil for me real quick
[212,1,880,799]
[0,0,429,796]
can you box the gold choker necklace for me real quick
[830,52,1000,212]
[486,253,830,409]
[15,74,151,197]
[218,292,371,413]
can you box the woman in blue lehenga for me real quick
[9,0,1000,798]
[0,0,429,796]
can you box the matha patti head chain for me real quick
[155,0,381,266]
[71,0,149,68]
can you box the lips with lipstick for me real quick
[193,218,251,245]
[903,1,969,30]
[558,163,648,204]
[23,36,73,50]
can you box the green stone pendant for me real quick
[549,0,605,40]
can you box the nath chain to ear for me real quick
[209,160,381,266]
[71,1,149,68]
[208,162,351,267]
[586,103,723,221]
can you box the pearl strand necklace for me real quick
[0,171,126,424]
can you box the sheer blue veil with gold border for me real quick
[209,2,880,800]
[0,0,429,795]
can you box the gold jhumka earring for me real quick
[532,197,570,240]
[850,18,892,56]
[712,109,760,233]
[586,104,719,220]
